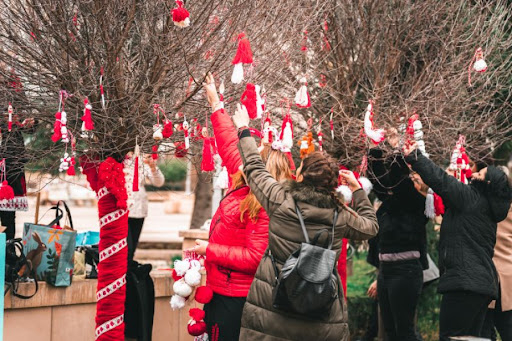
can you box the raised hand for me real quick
[233,103,250,129]
[339,169,361,192]
[202,72,220,109]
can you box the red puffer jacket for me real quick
[205,108,269,297]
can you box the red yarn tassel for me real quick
[162,120,174,138]
[201,138,215,172]
[133,144,140,192]
[171,0,190,27]
[0,181,14,200]
[67,157,76,176]
[151,145,158,160]
[82,97,94,131]
[7,103,13,132]
[231,33,253,65]
[240,83,258,119]
[51,112,63,142]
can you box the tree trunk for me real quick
[189,146,213,229]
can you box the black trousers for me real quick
[203,293,246,341]
[128,217,145,264]
[378,259,423,341]
[439,291,491,341]
[0,210,16,240]
[361,298,379,341]
[481,287,512,341]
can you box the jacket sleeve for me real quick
[339,189,379,240]
[143,164,165,187]
[205,210,269,274]
[406,151,479,210]
[211,108,243,176]
[238,134,286,217]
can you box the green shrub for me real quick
[158,159,187,183]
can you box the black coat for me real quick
[0,114,35,196]
[368,148,428,269]
[406,152,512,298]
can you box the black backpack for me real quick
[271,205,339,317]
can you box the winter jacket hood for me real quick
[282,180,338,209]
[480,166,512,223]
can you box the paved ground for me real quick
[14,191,194,244]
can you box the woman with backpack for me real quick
[232,105,379,341]
[190,74,293,341]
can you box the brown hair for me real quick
[300,151,339,192]
[234,145,293,221]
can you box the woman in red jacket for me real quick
[192,73,293,341]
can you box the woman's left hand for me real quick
[233,103,250,129]
[193,239,209,256]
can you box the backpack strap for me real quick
[295,205,310,244]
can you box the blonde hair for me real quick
[234,145,293,221]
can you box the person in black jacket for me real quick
[404,143,512,341]
[367,143,429,341]
[0,106,36,239]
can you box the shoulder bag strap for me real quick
[328,209,339,250]
[295,205,310,244]
[58,200,74,230]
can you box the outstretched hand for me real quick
[339,170,361,192]
[202,72,220,109]
[403,141,418,157]
[233,103,250,129]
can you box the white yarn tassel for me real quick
[359,177,373,195]
[294,78,309,107]
[255,85,264,119]
[336,185,353,203]
[363,104,385,144]
[231,63,244,84]
[425,189,435,219]
[473,59,487,72]
[170,294,186,310]
[281,122,293,150]
[214,166,229,190]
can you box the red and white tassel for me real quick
[240,83,258,119]
[468,47,487,86]
[171,0,190,28]
[280,114,295,170]
[7,103,13,132]
[133,144,140,192]
[330,109,334,140]
[255,85,264,119]
[0,159,14,200]
[59,152,71,172]
[363,101,385,145]
[294,77,311,108]
[100,67,106,109]
[201,128,215,173]
[60,111,69,143]
[183,119,190,149]
[151,145,158,160]
[231,33,253,84]
[81,97,94,135]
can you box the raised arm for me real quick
[339,189,379,240]
[210,108,243,175]
[405,150,479,210]
[237,131,286,217]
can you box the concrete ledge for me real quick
[5,270,174,310]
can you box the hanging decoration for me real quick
[301,30,308,52]
[279,103,295,170]
[298,118,315,159]
[182,117,190,149]
[255,85,264,119]
[240,83,258,119]
[171,0,191,28]
[262,114,277,145]
[0,159,14,200]
[363,100,385,145]
[151,145,159,160]
[330,108,334,140]
[294,77,311,108]
[200,121,217,173]
[322,20,331,51]
[468,47,487,86]
[133,142,140,192]
[51,90,71,143]
[99,67,106,110]
[317,118,324,151]
[7,103,13,132]
[67,136,77,176]
[449,135,472,184]
[405,113,428,157]
[170,252,203,309]
[81,97,94,138]
[231,33,253,84]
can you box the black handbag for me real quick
[271,205,339,317]
[4,238,38,299]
